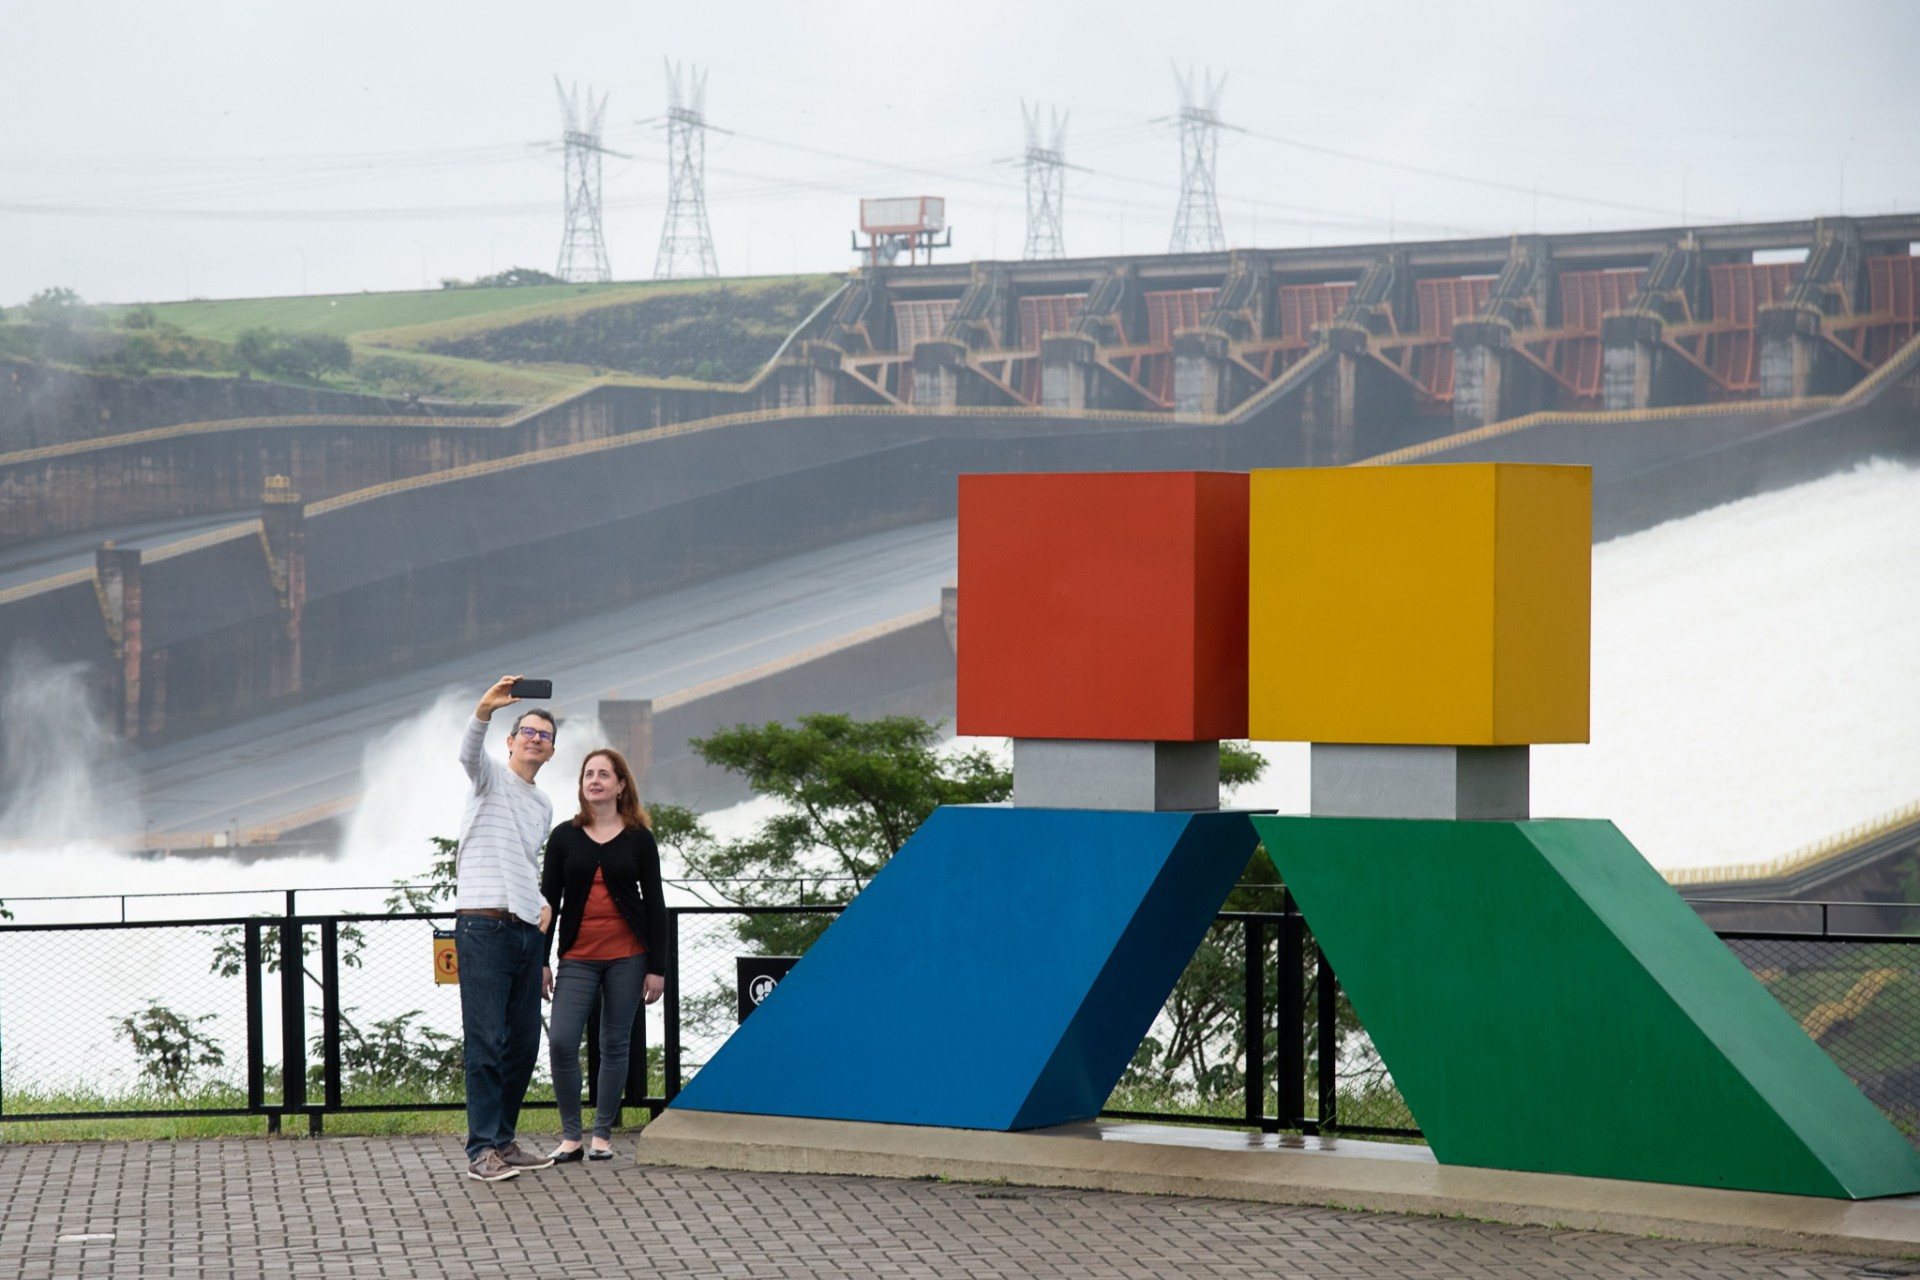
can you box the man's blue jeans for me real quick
[456,913,546,1163]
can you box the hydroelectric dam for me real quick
[1,214,1917,898]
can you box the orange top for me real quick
[563,869,646,961]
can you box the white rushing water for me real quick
[1535,457,1920,870]
[1,458,1916,917]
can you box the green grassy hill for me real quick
[4,273,841,404]
[132,281,671,342]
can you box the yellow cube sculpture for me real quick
[1248,463,1591,745]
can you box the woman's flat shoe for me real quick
[548,1146,586,1164]
[587,1145,615,1161]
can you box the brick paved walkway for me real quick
[0,1134,1893,1278]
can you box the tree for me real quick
[1118,842,1284,1103]
[385,836,459,913]
[19,287,101,363]
[206,918,365,980]
[442,266,565,289]
[119,1001,227,1095]
[233,327,351,380]
[24,287,95,330]
[671,714,1012,957]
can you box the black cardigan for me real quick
[539,821,669,977]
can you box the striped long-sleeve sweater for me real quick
[454,716,553,925]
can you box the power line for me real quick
[0,200,562,222]
[1231,124,1720,222]
[0,144,554,212]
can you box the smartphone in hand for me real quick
[509,678,553,699]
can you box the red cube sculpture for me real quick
[956,471,1249,741]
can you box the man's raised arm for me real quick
[461,675,524,782]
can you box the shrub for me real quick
[234,328,352,380]
[118,1001,227,1095]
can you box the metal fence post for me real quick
[245,920,269,1128]
[1243,918,1268,1131]
[664,910,683,1101]
[1316,942,1338,1133]
[279,910,308,1131]
[320,921,342,1115]
[1279,909,1307,1131]
[626,990,654,1116]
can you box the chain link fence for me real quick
[1725,934,1920,1140]
[0,919,253,1117]
[321,915,470,1109]
[2,891,1914,1148]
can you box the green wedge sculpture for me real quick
[1246,465,1920,1198]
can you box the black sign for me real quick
[736,956,799,1022]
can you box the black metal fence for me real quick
[3,892,1916,1145]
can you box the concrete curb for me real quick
[636,1109,1920,1258]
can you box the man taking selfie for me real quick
[454,675,558,1182]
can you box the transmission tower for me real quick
[654,60,720,279]
[555,77,615,283]
[1168,66,1227,255]
[1021,101,1068,260]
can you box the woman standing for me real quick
[540,748,667,1161]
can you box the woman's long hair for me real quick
[572,748,652,831]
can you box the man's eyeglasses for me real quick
[515,727,554,743]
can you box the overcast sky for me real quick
[3,0,1916,307]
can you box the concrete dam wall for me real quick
[2,339,1915,756]
[0,379,779,544]
[0,357,514,451]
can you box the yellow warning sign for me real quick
[434,930,458,984]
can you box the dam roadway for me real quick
[19,520,956,855]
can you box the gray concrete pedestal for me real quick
[1013,739,1221,811]
[1309,744,1529,821]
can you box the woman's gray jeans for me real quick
[547,953,648,1142]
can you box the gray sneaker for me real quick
[467,1149,520,1182]
[497,1140,555,1171]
